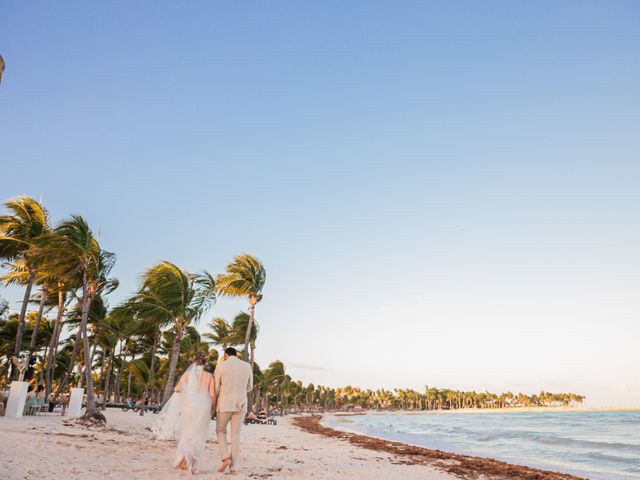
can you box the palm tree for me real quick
[43,284,71,399]
[264,360,286,411]
[123,262,215,403]
[110,298,164,401]
[227,311,259,409]
[104,312,140,404]
[94,314,119,408]
[52,292,106,401]
[0,295,8,320]
[36,215,117,422]
[0,259,67,388]
[228,312,259,367]
[216,254,265,364]
[0,196,50,378]
[27,286,48,360]
[204,317,233,349]
[137,318,162,401]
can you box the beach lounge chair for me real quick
[24,397,43,415]
[245,411,277,425]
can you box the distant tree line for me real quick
[271,384,585,411]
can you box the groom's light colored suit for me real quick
[213,356,253,468]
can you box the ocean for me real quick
[324,410,640,480]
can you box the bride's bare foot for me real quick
[178,458,188,470]
[217,457,232,473]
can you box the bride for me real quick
[155,351,215,474]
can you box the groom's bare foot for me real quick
[217,458,232,473]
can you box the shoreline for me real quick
[294,415,586,480]
[331,405,640,416]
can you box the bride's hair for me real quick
[195,351,207,366]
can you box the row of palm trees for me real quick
[0,289,586,414]
[0,196,266,423]
[235,373,585,412]
[0,196,584,423]
[298,385,585,411]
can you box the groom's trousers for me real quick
[216,411,244,466]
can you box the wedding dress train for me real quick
[155,363,213,472]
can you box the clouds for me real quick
[288,363,333,372]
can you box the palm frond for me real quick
[230,312,258,344]
[216,254,266,300]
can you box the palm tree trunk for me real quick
[26,290,47,381]
[145,330,158,399]
[254,386,261,411]
[247,342,256,410]
[102,347,114,409]
[49,309,64,365]
[77,354,84,388]
[12,269,36,379]
[28,289,47,353]
[114,339,129,403]
[52,332,80,401]
[126,366,133,398]
[45,290,65,400]
[42,344,48,368]
[100,348,108,391]
[80,269,99,417]
[162,322,184,403]
[108,348,116,402]
[242,301,255,363]
[241,301,256,411]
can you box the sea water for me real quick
[324,410,640,480]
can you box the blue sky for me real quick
[1,1,639,406]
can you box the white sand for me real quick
[0,410,455,480]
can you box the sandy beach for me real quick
[1,409,593,480]
[0,410,455,480]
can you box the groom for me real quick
[213,347,253,474]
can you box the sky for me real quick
[1,1,639,407]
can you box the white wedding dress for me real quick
[155,363,214,471]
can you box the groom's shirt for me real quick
[213,356,253,413]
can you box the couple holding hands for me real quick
[156,347,253,475]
